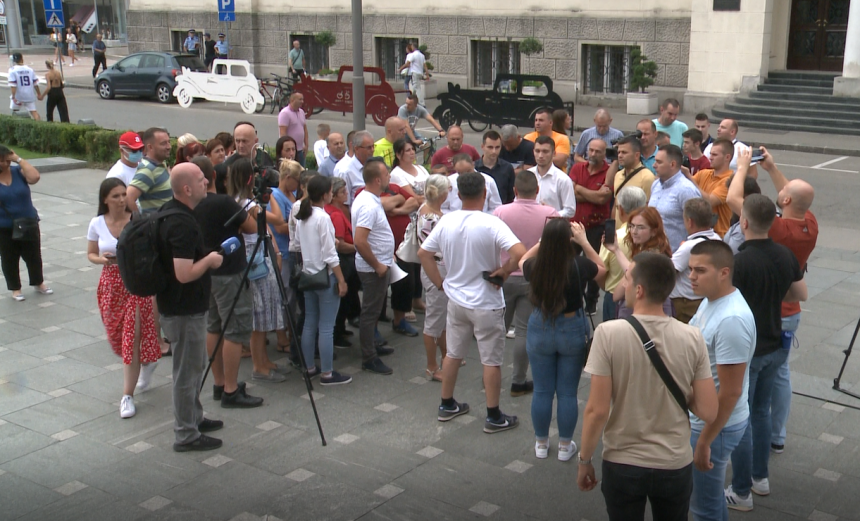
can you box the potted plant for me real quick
[626,48,659,115]
[317,68,337,81]
[519,37,543,77]
[315,31,337,79]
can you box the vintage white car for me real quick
[173,59,264,114]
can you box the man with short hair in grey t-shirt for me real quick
[399,93,445,145]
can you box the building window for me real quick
[472,40,520,87]
[582,44,634,95]
[288,34,330,75]
[376,37,412,82]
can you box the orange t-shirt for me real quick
[692,169,733,237]
[524,131,571,156]
[769,211,818,317]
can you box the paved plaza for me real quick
[1,155,860,520]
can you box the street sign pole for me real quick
[351,0,364,130]
[44,0,65,78]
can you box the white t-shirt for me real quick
[288,200,302,252]
[405,50,426,75]
[8,65,39,103]
[334,154,366,205]
[87,215,119,256]
[442,172,502,214]
[296,206,339,275]
[351,189,395,273]
[390,165,429,196]
[313,139,329,167]
[106,159,138,186]
[703,139,750,171]
[421,210,521,310]
[669,229,722,299]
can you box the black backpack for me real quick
[116,209,184,297]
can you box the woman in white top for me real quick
[65,28,78,65]
[226,158,289,382]
[389,138,429,204]
[86,178,160,419]
[416,174,451,381]
[296,175,350,385]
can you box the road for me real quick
[2,84,859,232]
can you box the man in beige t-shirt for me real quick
[577,252,718,521]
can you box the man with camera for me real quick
[214,122,276,195]
[703,119,755,175]
[570,138,612,314]
[689,138,734,237]
[607,135,655,229]
[573,109,624,164]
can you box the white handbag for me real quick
[396,216,421,263]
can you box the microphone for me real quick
[219,237,241,255]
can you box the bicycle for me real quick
[258,73,294,114]
[416,131,446,169]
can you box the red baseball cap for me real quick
[119,131,144,150]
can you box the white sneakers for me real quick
[535,440,578,461]
[558,441,578,462]
[506,327,516,339]
[135,361,158,393]
[120,395,135,418]
[752,477,770,496]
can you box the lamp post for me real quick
[351,0,365,130]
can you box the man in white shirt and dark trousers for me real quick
[9,53,41,120]
[353,159,397,375]
[419,172,527,434]
[669,198,721,324]
[528,136,576,218]
[398,43,427,106]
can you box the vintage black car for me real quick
[433,74,573,133]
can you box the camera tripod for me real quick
[200,180,326,445]
[833,315,860,401]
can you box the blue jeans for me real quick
[301,273,340,373]
[730,348,789,496]
[526,309,588,441]
[602,291,617,323]
[772,313,800,445]
[690,419,748,521]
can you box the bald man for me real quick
[703,118,756,176]
[278,92,308,165]
[158,162,226,453]
[374,117,407,168]
[573,109,624,163]
[214,121,276,193]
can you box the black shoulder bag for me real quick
[625,316,689,415]
[0,199,40,242]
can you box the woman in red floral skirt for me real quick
[87,178,160,419]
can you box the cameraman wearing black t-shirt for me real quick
[191,157,263,410]
[158,163,225,453]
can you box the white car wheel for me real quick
[239,88,258,115]
[176,88,193,108]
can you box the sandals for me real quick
[425,368,443,382]
[276,344,290,353]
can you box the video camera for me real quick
[605,130,643,163]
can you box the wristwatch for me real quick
[578,455,593,465]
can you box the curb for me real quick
[28,157,88,172]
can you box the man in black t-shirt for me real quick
[499,124,536,173]
[192,156,262,409]
[158,163,226,453]
[213,122,276,194]
[727,194,807,509]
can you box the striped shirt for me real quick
[574,126,625,160]
[130,157,172,213]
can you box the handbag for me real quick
[625,316,689,415]
[395,215,420,263]
[0,200,39,242]
[246,249,269,281]
[298,267,330,291]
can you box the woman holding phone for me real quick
[87,178,160,419]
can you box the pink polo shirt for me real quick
[277,105,306,151]
[493,198,559,276]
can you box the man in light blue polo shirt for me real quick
[573,108,624,163]
[688,240,756,520]
[648,144,701,252]
[636,119,659,173]
[214,33,230,58]
[653,98,688,147]
[318,132,346,177]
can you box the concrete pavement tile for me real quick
[62,313,111,337]
[62,341,120,368]
[504,459,533,473]
[373,484,404,499]
[54,480,88,495]
[1,434,132,489]
[66,370,140,405]
[747,466,828,519]
[0,472,62,519]
[808,510,839,521]
[806,266,854,289]
[161,460,297,520]
[810,282,860,308]
[124,441,153,453]
[285,468,315,482]
[15,356,109,393]
[818,432,845,445]
[822,407,860,441]
[78,447,211,505]
[0,320,43,346]
[267,474,383,521]
[52,499,151,521]
[819,474,860,519]
[781,402,840,441]
[276,395,385,437]
[0,349,47,378]
[814,468,842,481]
[139,495,172,511]
[818,440,860,480]
[202,454,233,468]
[798,300,860,331]
[5,302,94,329]
[355,491,478,521]
[0,382,51,416]
[51,429,79,441]
[256,420,283,431]
[416,446,444,458]
[16,485,119,521]
[822,402,846,413]
[469,501,500,516]
[0,422,55,464]
[3,329,102,358]
[310,439,427,493]
[248,429,333,477]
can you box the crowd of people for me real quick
[0,92,820,520]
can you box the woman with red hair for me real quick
[175,142,205,164]
[604,206,674,318]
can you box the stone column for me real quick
[834,0,860,97]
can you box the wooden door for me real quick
[787,0,850,71]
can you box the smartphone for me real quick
[482,271,504,286]
[750,151,765,164]
[604,219,616,245]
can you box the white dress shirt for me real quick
[441,172,502,214]
[296,206,340,275]
[334,154,365,205]
[528,164,576,218]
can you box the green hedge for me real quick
[0,115,124,163]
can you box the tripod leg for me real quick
[833,316,860,400]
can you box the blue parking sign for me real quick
[43,0,64,27]
[218,0,235,22]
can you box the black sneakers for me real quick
[320,371,353,386]
[438,400,470,422]
[221,387,263,409]
[510,381,534,397]
[213,381,246,401]
[198,418,224,433]
[174,433,222,452]
[362,357,393,375]
[484,413,519,434]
